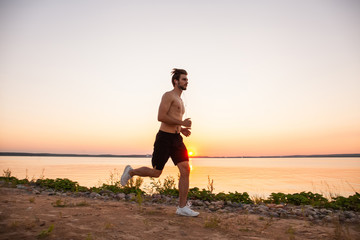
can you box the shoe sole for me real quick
[121,165,131,186]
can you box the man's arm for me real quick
[180,127,191,137]
[157,93,191,127]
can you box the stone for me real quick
[319,209,332,215]
[269,212,279,218]
[192,200,204,206]
[344,211,356,219]
[126,193,136,200]
[294,209,303,216]
[16,184,27,189]
[208,205,217,211]
[305,209,316,217]
[90,192,101,198]
[323,216,333,222]
[32,190,40,195]
[99,189,112,196]
[115,193,126,200]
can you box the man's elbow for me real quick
[157,114,165,122]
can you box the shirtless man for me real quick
[120,68,199,217]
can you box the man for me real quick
[120,68,199,217]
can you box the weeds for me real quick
[204,215,221,228]
[52,199,66,207]
[135,191,144,207]
[29,197,35,203]
[1,169,359,210]
[3,168,12,178]
[207,175,214,193]
[333,219,352,240]
[286,226,295,240]
[52,199,89,207]
[37,224,54,239]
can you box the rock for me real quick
[126,193,136,200]
[232,202,242,208]
[308,215,314,221]
[90,192,101,198]
[193,200,204,206]
[344,211,356,219]
[257,205,269,212]
[115,193,126,200]
[323,215,333,222]
[248,209,255,214]
[267,204,276,208]
[319,209,332,215]
[269,212,279,218]
[294,209,303,216]
[204,201,211,206]
[226,201,232,206]
[152,194,161,199]
[305,209,316,217]
[99,189,113,196]
[32,190,40,195]
[16,184,28,189]
[276,209,288,218]
[208,205,217,211]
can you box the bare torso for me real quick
[159,91,185,134]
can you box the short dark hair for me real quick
[171,68,187,86]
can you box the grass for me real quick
[204,215,221,228]
[1,169,359,211]
[285,226,296,240]
[52,198,89,207]
[37,224,54,239]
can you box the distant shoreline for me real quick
[0,152,359,158]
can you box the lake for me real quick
[1,156,359,198]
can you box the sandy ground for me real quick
[0,188,359,240]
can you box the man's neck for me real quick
[173,87,183,97]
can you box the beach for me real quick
[1,186,359,240]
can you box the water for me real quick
[1,156,359,198]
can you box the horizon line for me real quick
[0,151,359,158]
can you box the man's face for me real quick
[177,74,188,90]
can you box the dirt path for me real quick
[0,188,359,240]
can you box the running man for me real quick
[121,68,199,217]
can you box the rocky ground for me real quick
[0,185,359,239]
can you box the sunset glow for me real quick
[0,1,359,156]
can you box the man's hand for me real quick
[180,127,191,137]
[182,118,192,128]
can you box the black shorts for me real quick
[152,130,189,170]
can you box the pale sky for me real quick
[1,0,359,156]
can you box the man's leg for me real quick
[177,161,190,208]
[121,166,162,186]
[130,167,162,178]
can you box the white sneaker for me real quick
[120,165,133,186]
[176,205,199,217]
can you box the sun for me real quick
[188,151,194,156]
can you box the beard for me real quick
[178,84,187,90]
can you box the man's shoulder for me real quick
[162,90,175,99]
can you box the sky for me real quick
[0,0,359,157]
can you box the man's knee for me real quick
[178,161,190,176]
